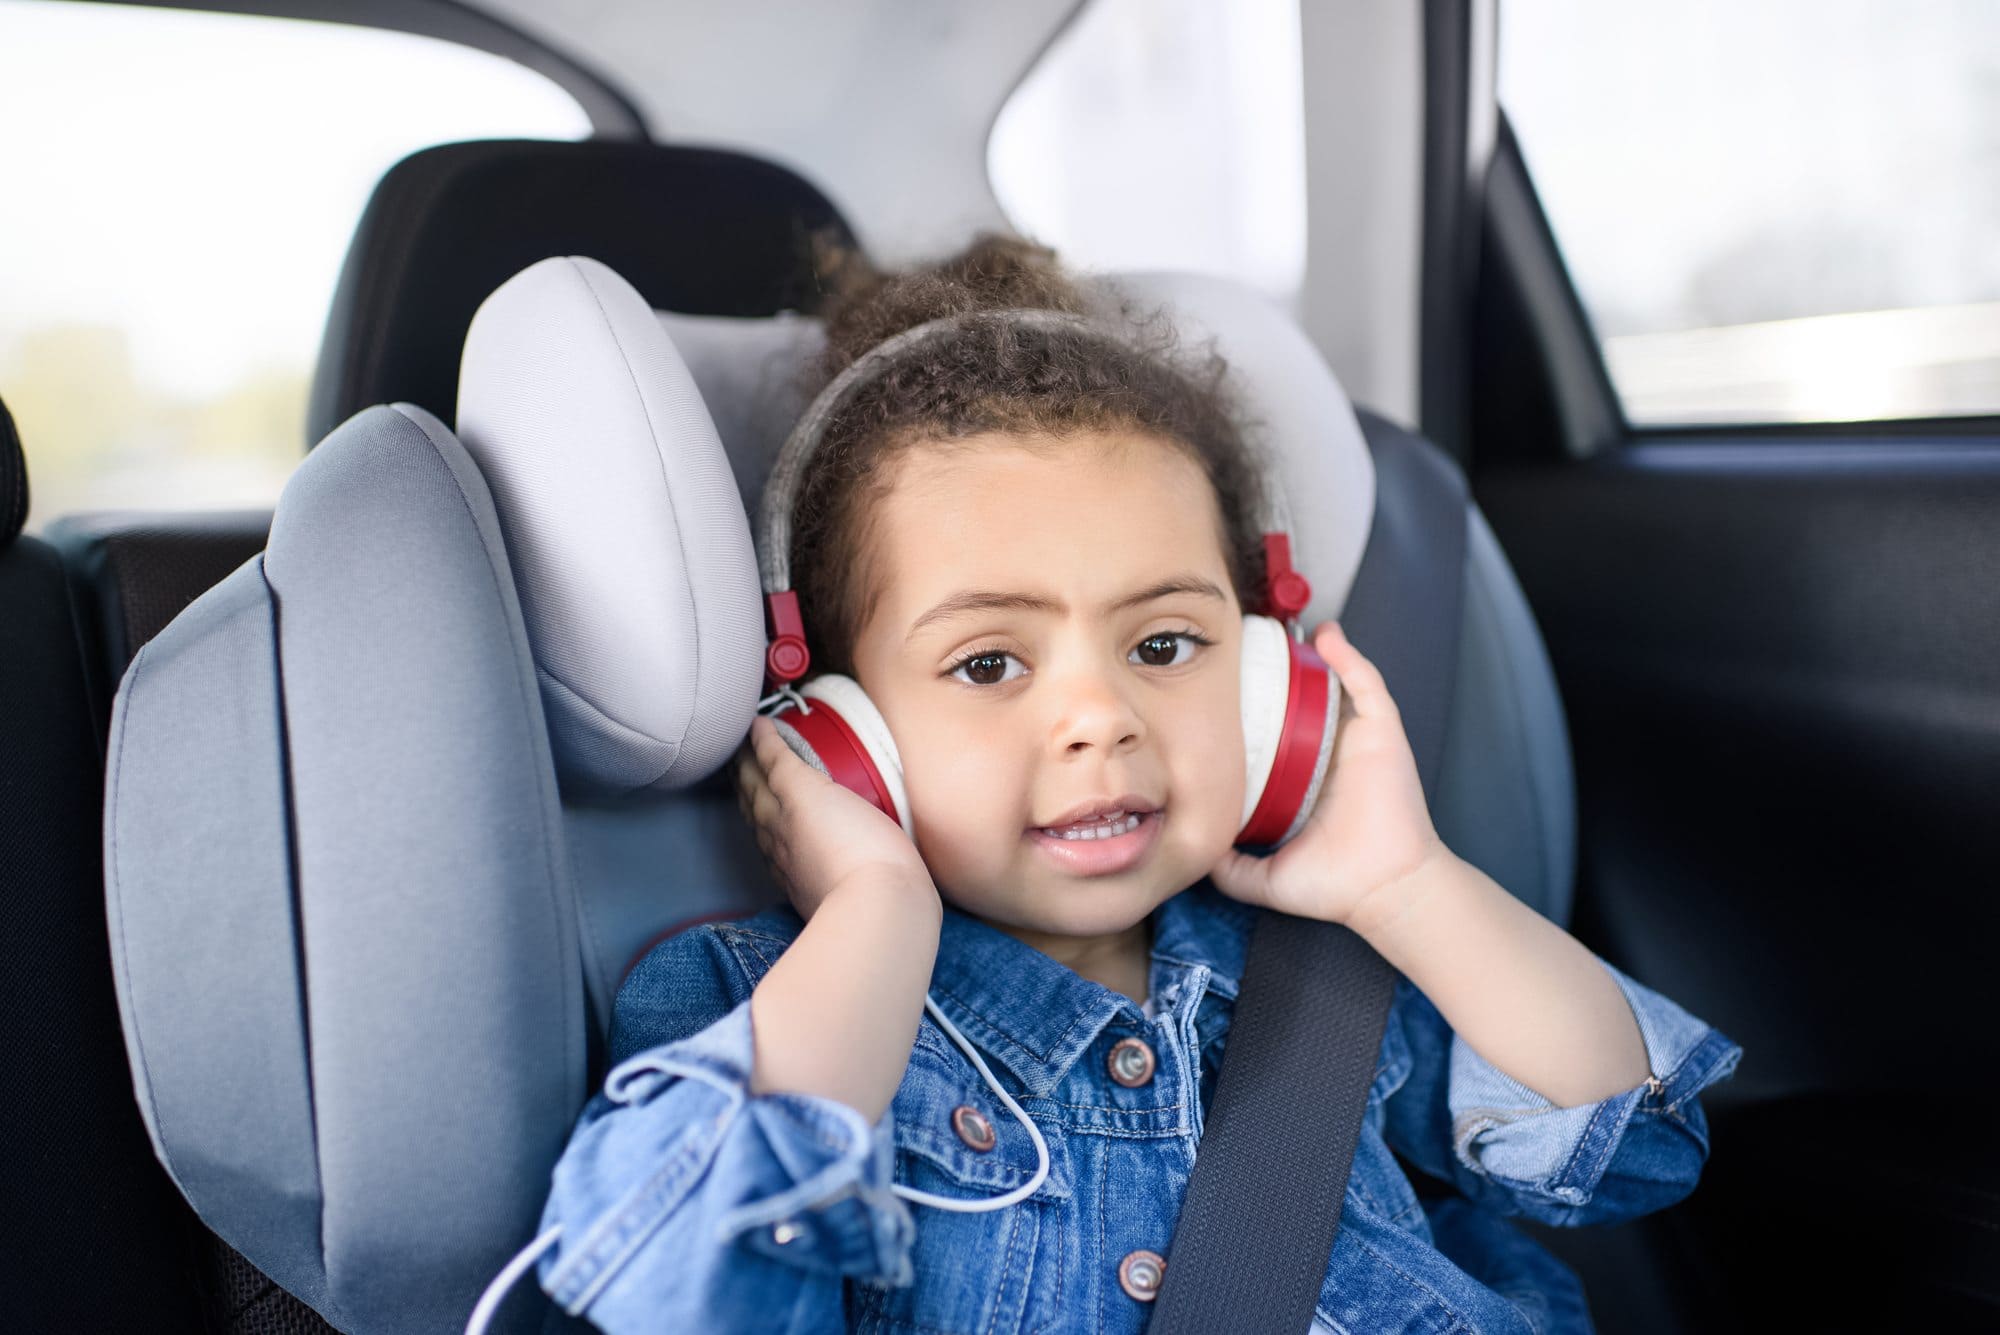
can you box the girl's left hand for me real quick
[1209,620,1450,929]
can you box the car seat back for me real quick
[95,143,1575,1334]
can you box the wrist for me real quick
[1345,838,1459,943]
[829,866,941,920]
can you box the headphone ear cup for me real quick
[1239,615,1293,830]
[1236,615,1340,850]
[765,674,916,837]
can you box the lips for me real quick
[1035,794,1162,831]
[1027,808,1164,876]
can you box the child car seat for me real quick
[98,142,1576,1334]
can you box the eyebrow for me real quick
[905,574,1229,643]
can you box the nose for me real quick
[1049,660,1146,757]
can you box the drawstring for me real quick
[464,990,1049,1331]
[756,682,810,715]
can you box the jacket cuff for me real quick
[538,998,915,1315]
[1445,957,1743,1206]
[722,1089,915,1286]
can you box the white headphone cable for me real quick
[465,989,1048,1333]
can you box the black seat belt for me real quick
[1149,411,1471,1334]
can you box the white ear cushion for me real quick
[798,675,916,837]
[1239,615,1294,829]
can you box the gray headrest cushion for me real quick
[1099,272,1375,627]
[457,256,765,797]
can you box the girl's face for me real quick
[848,430,1248,942]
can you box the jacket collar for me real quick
[925,878,1255,1098]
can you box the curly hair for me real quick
[789,231,1274,676]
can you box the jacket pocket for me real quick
[849,1121,1071,1335]
[845,1027,1076,1333]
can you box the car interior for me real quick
[2,3,1994,1333]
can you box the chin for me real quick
[1026,869,1190,932]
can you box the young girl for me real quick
[531,235,1743,1334]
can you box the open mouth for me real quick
[1036,810,1145,840]
[1026,808,1164,876]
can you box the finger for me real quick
[1313,622,1398,720]
[740,760,777,823]
[748,716,805,795]
[753,713,825,777]
[733,746,764,817]
[1208,844,1273,908]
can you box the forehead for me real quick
[863,431,1233,623]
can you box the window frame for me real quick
[101,0,650,139]
[1478,111,2000,454]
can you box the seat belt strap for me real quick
[1149,412,1470,1334]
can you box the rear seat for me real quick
[50,510,273,723]
[0,395,215,1332]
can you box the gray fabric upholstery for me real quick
[457,258,767,799]
[1434,507,1577,926]
[106,403,584,1334]
[105,554,326,1310]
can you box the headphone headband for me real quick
[754,304,1305,686]
[757,309,1092,594]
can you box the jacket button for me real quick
[951,1104,996,1151]
[1107,1036,1156,1087]
[1118,1248,1166,1301]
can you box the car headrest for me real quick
[2,394,26,547]
[452,258,1375,799]
[306,139,858,448]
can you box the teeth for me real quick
[1042,811,1144,840]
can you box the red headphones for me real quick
[753,311,1339,851]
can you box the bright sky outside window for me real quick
[0,0,592,531]
[1500,0,2000,427]
[988,0,1307,312]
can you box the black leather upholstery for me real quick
[0,396,211,1332]
[2,394,26,544]
[306,138,860,446]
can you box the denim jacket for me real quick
[536,880,1743,1334]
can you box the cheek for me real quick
[896,714,1027,861]
[1174,700,1248,835]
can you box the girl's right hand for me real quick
[733,713,938,924]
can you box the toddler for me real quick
[530,235,1743,1334]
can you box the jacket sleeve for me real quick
[1381,956,1743,1227]
[534,946,916,1332]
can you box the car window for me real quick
[0,0,591,534]
[987,0,1306,311]
[1499,0,2000,428]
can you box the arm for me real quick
[1376,953,1743,1227]
[751,874,942,1122]
[1358,850,1745,1226]
[534,893,938,1333]
[1210,621,1742,1225]
[1351,848,1648,1107]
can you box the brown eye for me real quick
[1132,633,1195,667]
[949,651,1025,687]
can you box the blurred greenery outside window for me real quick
[1500,0,2000,427]
[0,0,591,534]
